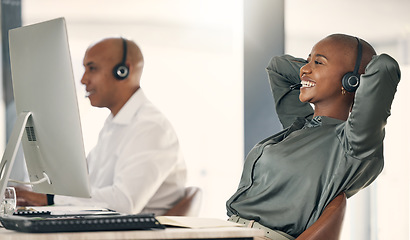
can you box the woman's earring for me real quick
[341,87,346,95]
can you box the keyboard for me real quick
[0,213,165,233]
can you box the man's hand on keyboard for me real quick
[14,186,47,206]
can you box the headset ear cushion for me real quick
[113,63,129,80]
[341,72,360,92]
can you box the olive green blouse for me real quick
[226,54,401,237]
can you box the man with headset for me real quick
[16,37,187,215]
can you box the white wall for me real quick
[379,66,410,239]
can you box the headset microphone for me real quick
[113,37,129,80]
[341,37,362,92]
[290,83,302,90]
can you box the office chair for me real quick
[296,192,347,240]
[164,186,202,216]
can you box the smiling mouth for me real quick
[301,80,316,88]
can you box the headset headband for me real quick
[353,37,362,75]
[121,37,127,65]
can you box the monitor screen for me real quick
[0,18,91,199]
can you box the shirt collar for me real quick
[304,116,345,128]
[108,88,147,125]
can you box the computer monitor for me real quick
[0,18,91,199]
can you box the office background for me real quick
[1,0,409,239]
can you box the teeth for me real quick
[301,80,316,88]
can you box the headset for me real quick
[112,37,129,80]
[341,37,362,92]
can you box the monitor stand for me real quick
[0,111,49,200]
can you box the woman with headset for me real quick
[226,34,401,239]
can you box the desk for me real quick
[0,226,265,240]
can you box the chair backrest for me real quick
[296,192,347,240]
[163,186,202,216]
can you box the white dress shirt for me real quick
[54,89,187,215]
